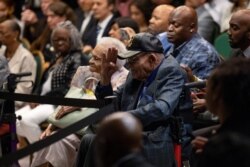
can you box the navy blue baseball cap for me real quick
[118,33,164,59]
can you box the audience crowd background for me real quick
[0,0,250,167]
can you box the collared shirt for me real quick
[168,33,220,79]
[80,11,93,35]
[204,0,232,24]
[97,14,113,42]
[137,60,163,107]
[157,32,172,55]
[243,46,250,58]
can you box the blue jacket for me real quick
[95,55,185,167]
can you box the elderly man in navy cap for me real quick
[75,33,185,167]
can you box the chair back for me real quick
[214,32,233,60]
[20,38,31,50]
[32,50,46,92]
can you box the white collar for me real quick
[98,13,113,30]
[243,46,250,58]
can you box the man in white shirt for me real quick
[82,0,119,53]
[75,0,94,35]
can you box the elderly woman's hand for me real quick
[100,48,118,86]
[55,106,80,119]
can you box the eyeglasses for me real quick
[52,37,70,44]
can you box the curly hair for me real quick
[51,21,83,51]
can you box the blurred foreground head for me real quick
[206,57,250,123]
[95,112,142,167]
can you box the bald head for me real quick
[231,9,250,26]
[167,6,197,46]
[171,6,197,29]
[97,112,142,151]
[228,9,250,50]
[149,4,175,34]
[95,112,142,166]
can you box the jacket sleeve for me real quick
[128,59,185,127]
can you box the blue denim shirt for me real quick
[168,33,220,79]
[157,32,172,55]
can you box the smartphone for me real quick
[119,29,130,41]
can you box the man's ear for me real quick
[148,54,157,67]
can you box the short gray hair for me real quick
[51,20,82,51]
[97,37,127,68]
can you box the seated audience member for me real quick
[76,33,185,167]
[109,17,139,45]
[151,0,185,7]
[204,0,232,26]
[167,6,220,79]
[95,112,154,167]
[15,21,89,144]
[75,0,94,36]
[0,0,13,23]
[220,0,247,33]
[197,132,250,167]
[148,4,174,54]
[188,9,250,128]
[21,0,59,43]
[0,0,24,33]
[196,57,250,166]
[0,55,9,89]
[0,19,36,109]
[185,0,220,43]
[31,1,76,63]
[31,37,128,167]
[0,55,9,137]
[115,0,132,17]
[129,0,155,32]
[82,0,119,54]
[0,55,9,152]
[228,9,250,57]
